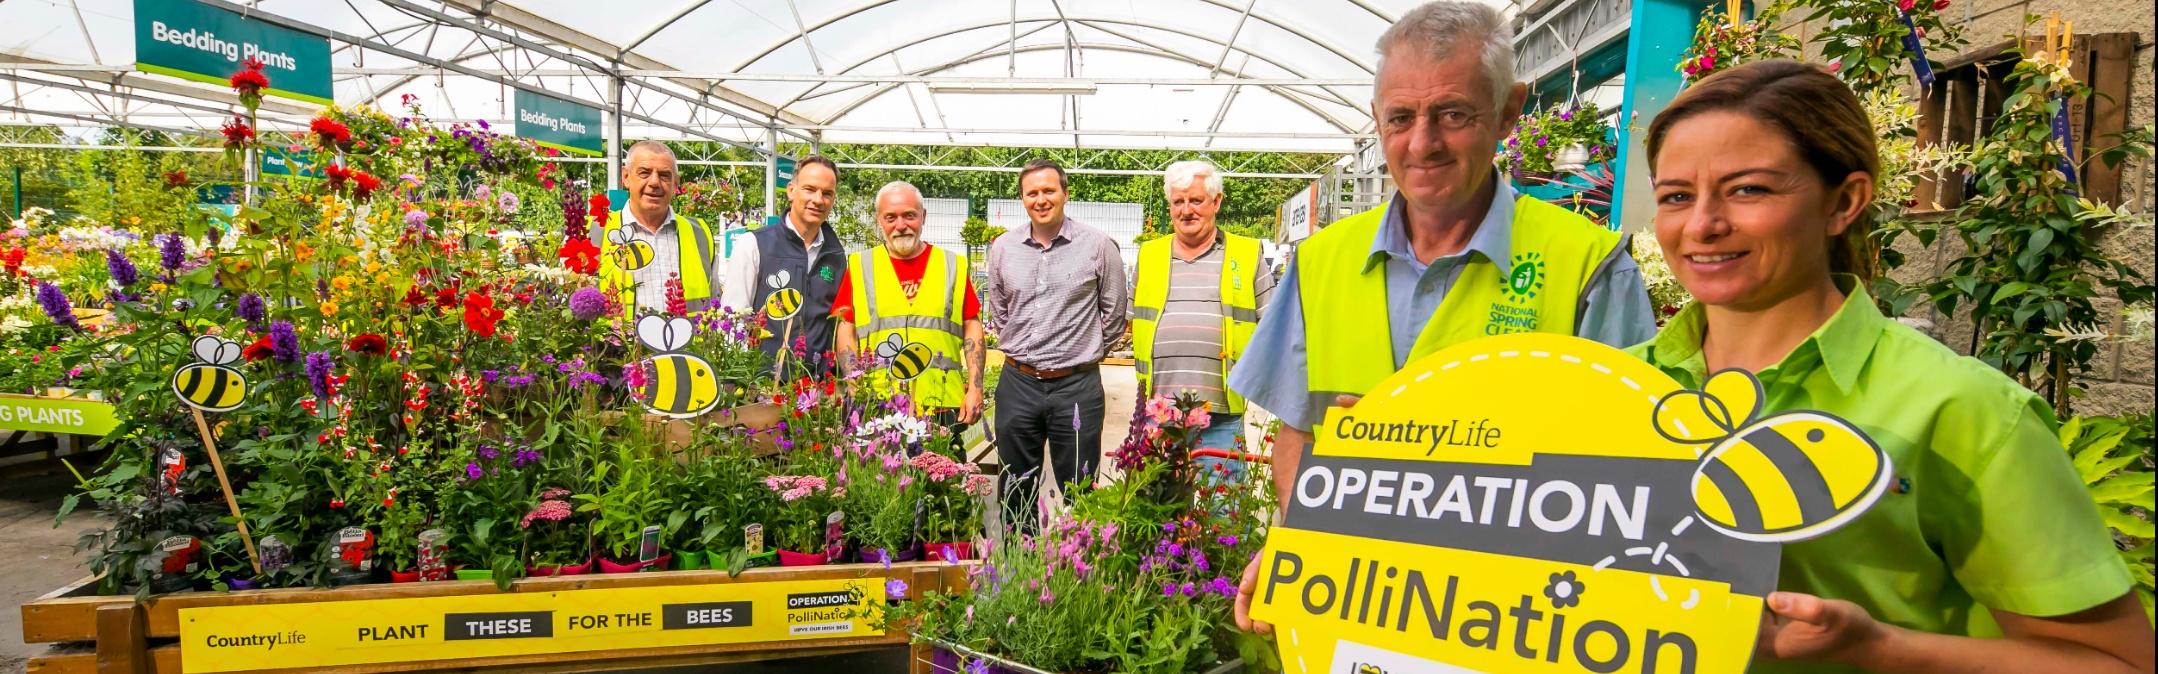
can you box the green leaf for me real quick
[2089,472,2155,506]
[2101,508,2155,539]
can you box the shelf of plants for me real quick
[3,79,1010,671]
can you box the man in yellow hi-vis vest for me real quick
[835,181,987,429]
[592,140,721,315]
[1230,0,1659,635]
[1131,160,1274,485]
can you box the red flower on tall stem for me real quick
[463,292,505,338]
[309,115,352,151]
[557,238,600,275]
[241,335,275,362]
[228,57,269,109]
[350,171,382,199]
[220,116,255,150]
[346,333,389,355]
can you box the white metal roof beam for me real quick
[818,43,1363,135]
[782,20,1060,107]
[801,124,1368,140]
[1073,20,1365,113]
[620,0,718,55]
[783,0,828,75]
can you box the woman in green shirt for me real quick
[1636,59,2152,672]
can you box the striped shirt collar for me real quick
[1366,174,1515,273]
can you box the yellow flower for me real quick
[365,261,383,274]
[331,276,355,292]
[150,282,168,293]
[320,301,340,316]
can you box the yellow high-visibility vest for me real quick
[846,245,969,412]
[1131,232,1263,413]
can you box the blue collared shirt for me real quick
[1226,182,1658,430]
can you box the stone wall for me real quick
[1785,0,2156,416]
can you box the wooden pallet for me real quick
[22,562,972,673]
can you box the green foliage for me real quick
[1676,2,1801,80]
[960,215,999,248]
[2057,414,2155,621]
[573,434,673,559]
[1799,0,1965,97]
[1920,51,2155,412]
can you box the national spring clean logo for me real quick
[1488,252,1547,335]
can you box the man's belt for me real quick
[1009,359,1096,381]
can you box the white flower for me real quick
[518,263,577,284]
[0,315,30,334]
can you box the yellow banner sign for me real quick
[177,577,882,672]
[0,393,119,436]
[1251,333,1889,674]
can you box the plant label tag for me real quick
[417,528,449,581]
[745,523,764,555]
[640,525,663,563]
[823,511,846,563]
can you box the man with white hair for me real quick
[1231,0,1658,631]
[834,181,987,428]
[1131,160,1275,484]
[593,140,724,314]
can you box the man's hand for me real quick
[1234,551,1273,635]
[1757,591,1888,667]
[960,386,984,425]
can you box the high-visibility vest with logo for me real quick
[595,210,714,317]
[1131,233,1263,414]
[1297,196,1618,414]
[846,245,970,412]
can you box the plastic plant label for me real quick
[745,523,765,555]
[640,525,663,563]
[1250,334,1890,674]
[823,511,846,564]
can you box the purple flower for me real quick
[477,444,500,460]
[512,449,541,467]
[158,234,185,272]
[104,249,139,287]
[34,282,80,331]
[465,463,483,480]
[1216,535,1239,546]
[885,578,908,600]
[568,287,608,321]
[473,184,492,202]
[268,320,299,364]
[965,659,989,674]
[403,209,429,232]
[480,369,499,383]
[497,191,520,214]
[501,374,535,388]
[304,351,335,398]
[236,292,265,323]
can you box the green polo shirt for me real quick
[1630,277,2132,673]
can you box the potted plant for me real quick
[763,474,837,566]
[522,487,592,576]
[912,442,992,561]
[576,444,673,573]
[840,449,919,563]
[1499,101,1617,177]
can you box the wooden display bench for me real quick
[21,561,973,674]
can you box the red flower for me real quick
[588,193,610,218]
[162,171,188,188]
[1895,0,1916,11]
[434,287,459,309]
[558,238,600,275]
[345,333,389,355]
[309,115,352,150]
[463,292,505,338]
[220,116,255,149]
[664,274,687,317]
[1930,0,1948,9]
[228,57,269,96]
[402,285,427,306]
[3,247,26,276]
[241,335,275,361]
[323,163,351,190]
[350,171,382,199]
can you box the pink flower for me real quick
[781,486,812,502]
[521,499,572,527]
[1143,396,1178,424]
[1183,407,1211,429]
[538,487,571,500]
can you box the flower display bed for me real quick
[20,561,973,673]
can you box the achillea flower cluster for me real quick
[907,451,978,483]
[521,498,573,528]
[764,475,830,502]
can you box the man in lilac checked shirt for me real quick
[981,158,1129,532]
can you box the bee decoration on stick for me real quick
[635,315,720,419]
[608,228,655,272]
[874,333,933,382]
[763,270,802,320]
[173,335,248,412]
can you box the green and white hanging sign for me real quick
[133,0,333,105]
[513,89,605,157]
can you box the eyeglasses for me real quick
[1169,197,1217,210]
[1379,106,1490,134]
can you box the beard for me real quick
[887,232,922,257]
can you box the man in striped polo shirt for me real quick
[1130,160,1276,487]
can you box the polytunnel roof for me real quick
[0,0,1502,154]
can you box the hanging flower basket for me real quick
[1554,143,1593,172]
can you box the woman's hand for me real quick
[1756,591,1887,666]
[1233,551,1273,635]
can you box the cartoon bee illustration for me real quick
[1356,664,1387,674]
[173,335,247,412]
[1653,369,1891,543]
[635,315,720,419]
[764,269,803,320]
[874,333,933,382]
[608,228,655,271]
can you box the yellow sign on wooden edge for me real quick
[177,576,881,673]
[0,393,119,436]
[1251,333,1889,674]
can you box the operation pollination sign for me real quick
[1249,333,1890,674]
[513,88,605,157]
[176,576,880,672]
[133,0,333,105]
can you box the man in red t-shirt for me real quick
[835,182,987,428]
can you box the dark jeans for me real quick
[993,366,1104,533]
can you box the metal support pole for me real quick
[11,165,21,218]
[607,75,625,191]
[763,126,779,225]
[1612,0,1710,229]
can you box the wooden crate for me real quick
[22,561,974,673]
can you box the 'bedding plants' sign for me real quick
[1249,333,1890,673]
[177,576,879,672]
[134,0,333,105]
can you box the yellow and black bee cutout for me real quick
[1653,369,1891,543]
[635,315,720,419]
[763,270,803,321]
[608,227,655,272]
[874,333,933,382]
[173,335,248,412]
